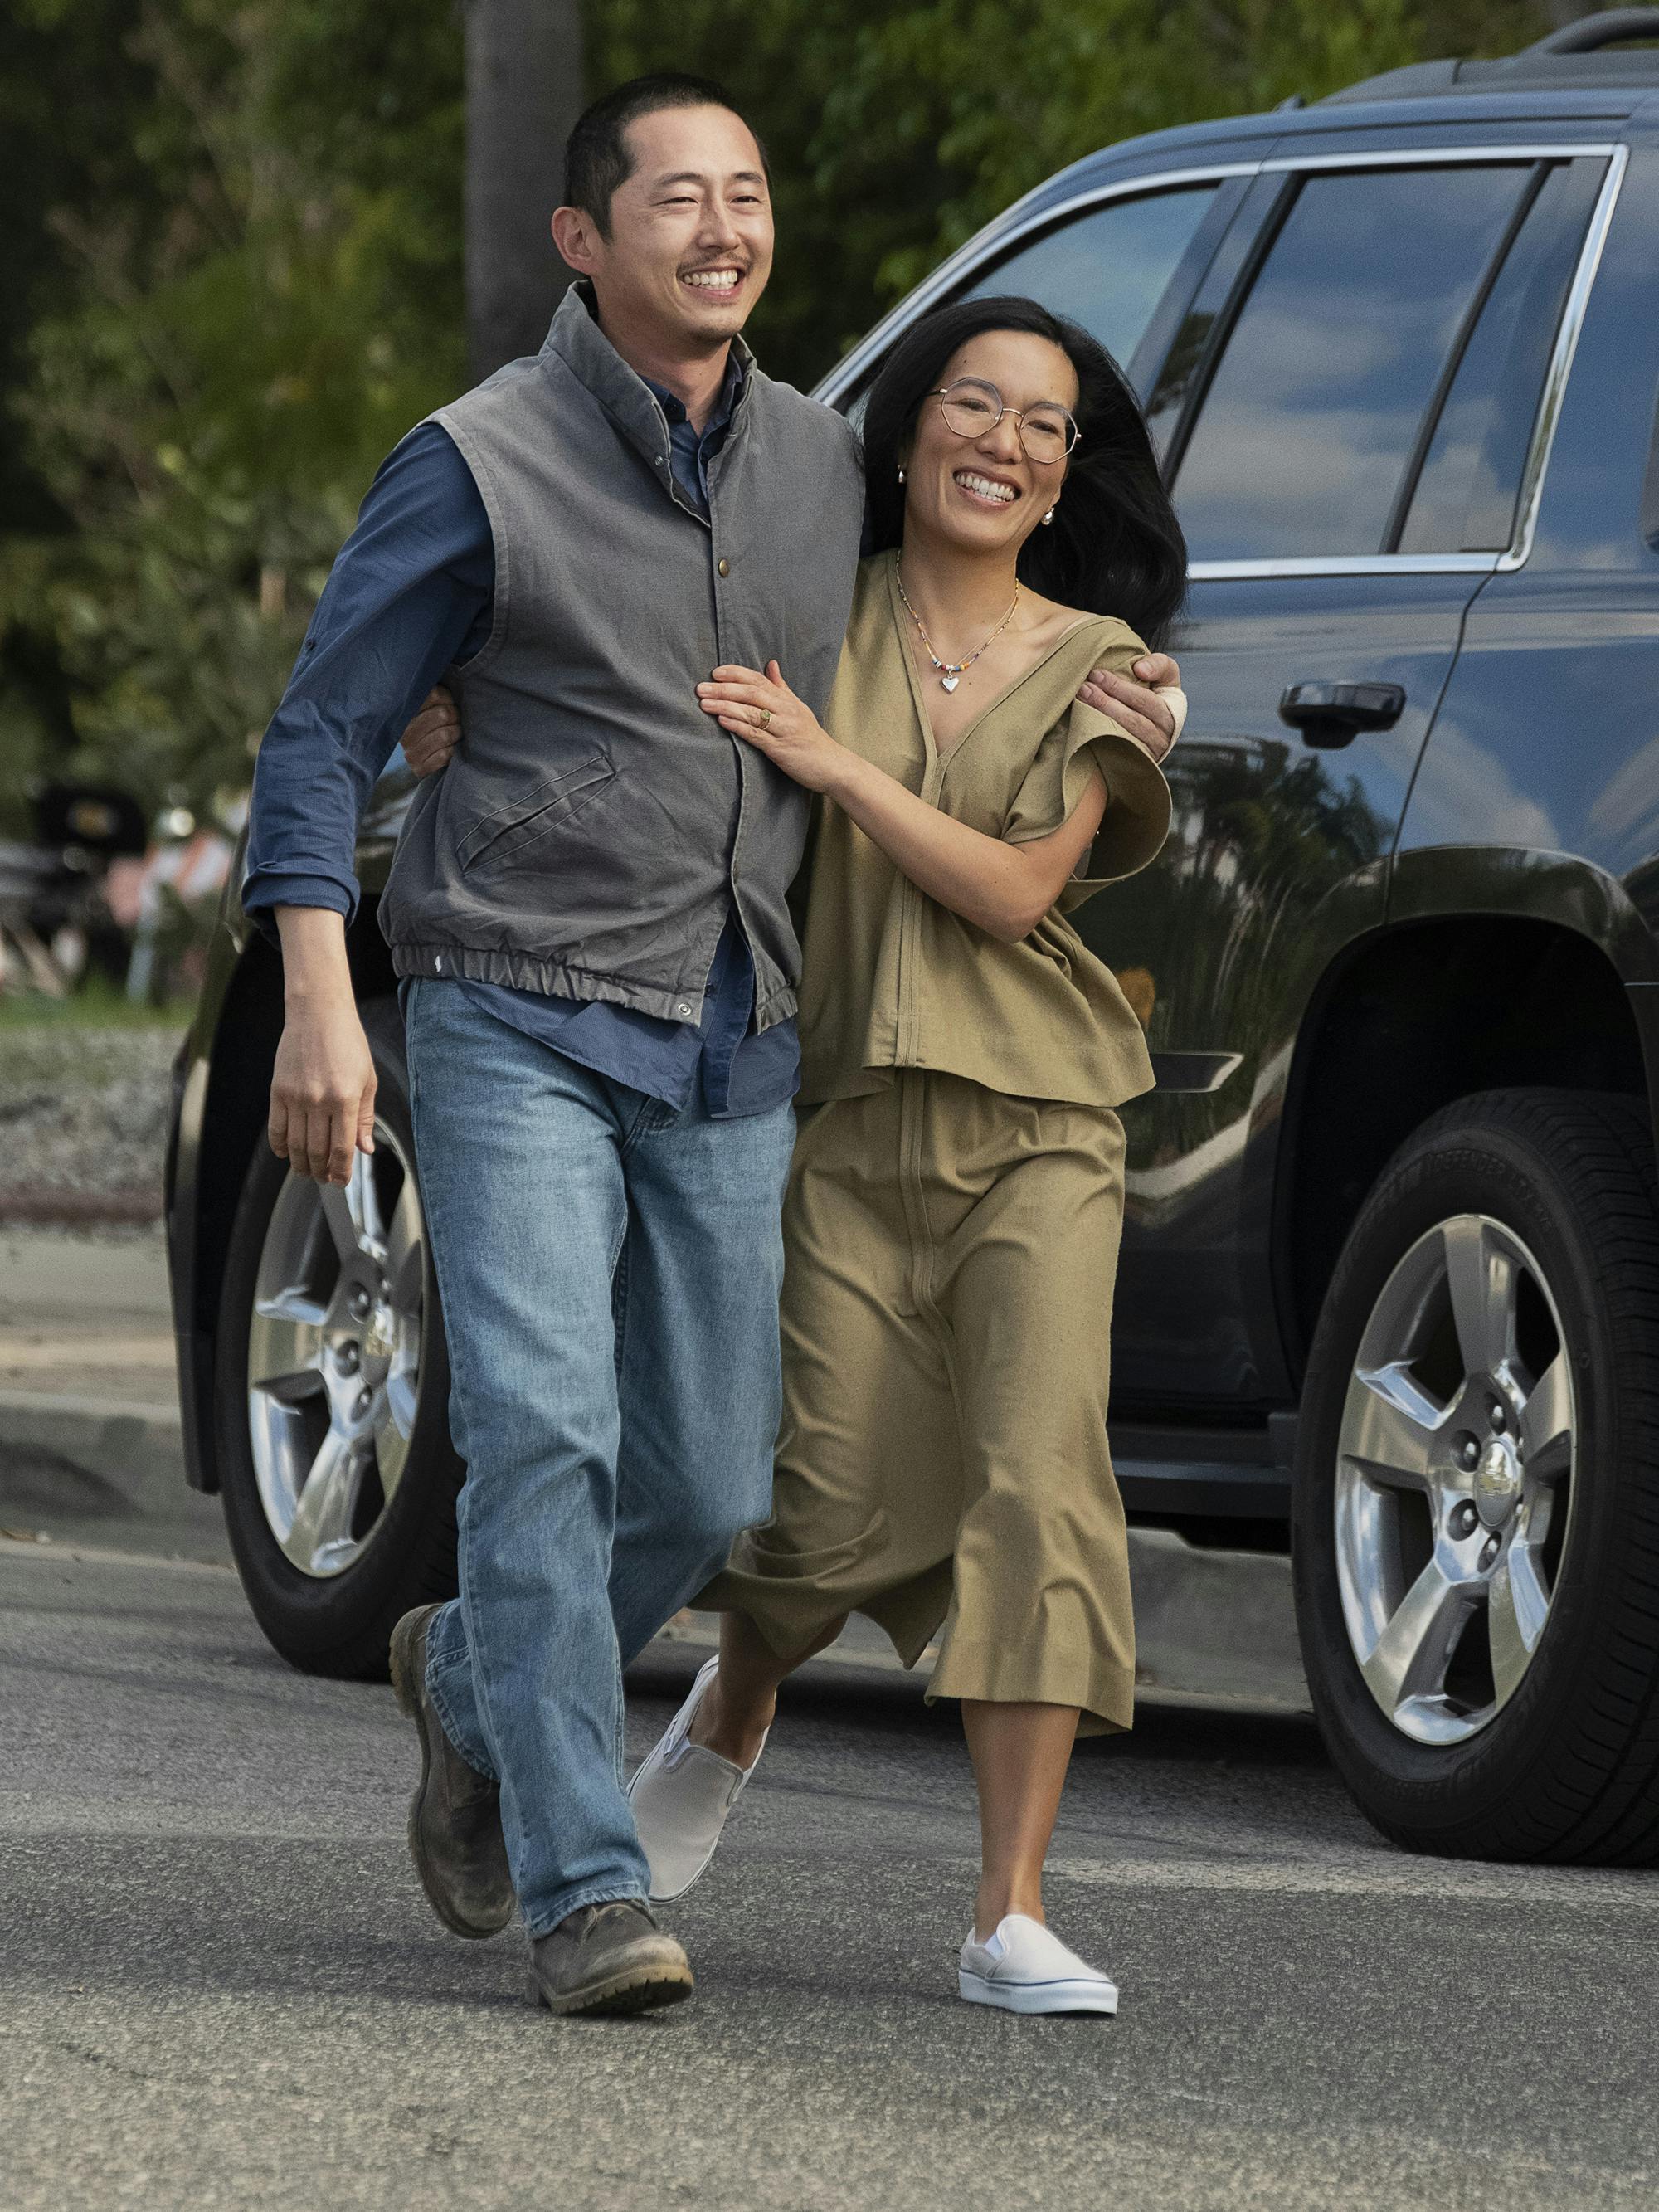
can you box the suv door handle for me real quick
[1277,680,1406,749]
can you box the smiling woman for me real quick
[862,295,1188,643]
[630,292,1190,2015]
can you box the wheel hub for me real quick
[362,1300,397,1369]
[1473,1434,1522,1528]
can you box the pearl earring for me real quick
[1043,507,1056,525]
[898,467,906,483]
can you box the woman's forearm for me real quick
[823,751,1103,943]
[695,660,1109,940]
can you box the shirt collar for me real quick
[643,348,747,439]
[546,280,752,428]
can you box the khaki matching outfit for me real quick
[701,555,1172,1733]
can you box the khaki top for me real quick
[796,553,1172,1109]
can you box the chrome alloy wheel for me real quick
[1334,1214,1577,1747]
[246,1133,426,1578]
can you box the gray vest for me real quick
[378,283,864,1030]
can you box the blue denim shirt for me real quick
[242,352,798,1118]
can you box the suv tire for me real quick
[1292,1087,1659,1862]
[216,998,461,1678]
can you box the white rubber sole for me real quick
[958,1969,1119,2017]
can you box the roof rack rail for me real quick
[1322,3,1659,105]
[1525,9,1659,56]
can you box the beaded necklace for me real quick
[894,558,1021,692]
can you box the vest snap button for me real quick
[717,558,730,577]
[676,1001,693,1017]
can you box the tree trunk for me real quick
[464,0,584,382]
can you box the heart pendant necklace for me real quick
[895,558,1020,692]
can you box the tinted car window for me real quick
[1173,165,1535,560]
[965,186,1219,373]
[1399,160,1605,554]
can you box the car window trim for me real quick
[812,162,1264,413]
[1498,143,1626,577]
[1123,175,1255,402]
[1153,171,1298,483]
[1379,161,1553,557]
[812,139,1627,582]
[1185,143,1626,579]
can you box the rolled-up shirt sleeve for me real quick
[241,421,494,938]
[1003,692,1173,907]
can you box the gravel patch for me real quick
[0,1026,185,1221]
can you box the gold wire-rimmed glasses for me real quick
[931,377,1080,464]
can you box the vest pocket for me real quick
[456,754,615,876]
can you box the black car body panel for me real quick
[168,76,1659,1516]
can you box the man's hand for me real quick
[403,685,462,779]
[270,909,377,1185]
[1078,650,1184,763]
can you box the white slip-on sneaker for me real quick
[625,1655,768,1903]
[958,1914,1119,2016]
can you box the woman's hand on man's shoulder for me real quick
[1076,652,1183,763]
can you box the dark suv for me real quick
[166,16,1659,1862]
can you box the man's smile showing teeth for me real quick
[684,269,742,291]
[956,470,1019,506]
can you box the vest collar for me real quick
[542,280,756,484]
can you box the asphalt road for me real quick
[3,1535,1657,2212]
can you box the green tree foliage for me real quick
[0,0,463,831]
[593,0,1548,382]
[3,0,1557,831]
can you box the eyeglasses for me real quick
[931,378,1080,464]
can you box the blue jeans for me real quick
[402,979,793,1936]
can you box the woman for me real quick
[625,295,1187,2015]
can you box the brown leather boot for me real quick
[388,1605,515,1939]
[529,1901,694,2017]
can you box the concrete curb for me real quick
[670,1527,1311,1712]
[0,1388,230,1563]
[0,1531,233,1575]
[0,1388,183,1493]
[0,1388,1311,1711]
[0,1191,164,1227]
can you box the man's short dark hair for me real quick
[563,73,768,237]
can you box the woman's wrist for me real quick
[818,745,874,811]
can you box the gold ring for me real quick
[757,707,772,731]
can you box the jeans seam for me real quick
[611,1634,626,1791]
[525,1881,650,1942]
[403,982,422,1112]
[611,1216,630,1384]
[618,1090,664,1153]
[635,1100,690,1144]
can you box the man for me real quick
[246,72,1182,2019]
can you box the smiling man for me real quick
[241,73,1178,2020]
[244,74,868,2016]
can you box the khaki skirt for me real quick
[700,1069,1134,1735]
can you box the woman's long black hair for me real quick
[861,295,1187,650]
